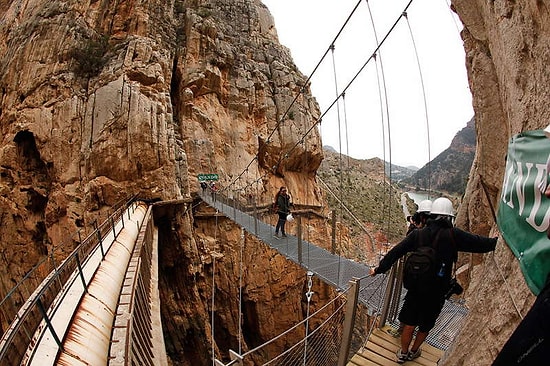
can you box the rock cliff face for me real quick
[446,1,550,364]
[1,0,548,364]
[0,0,326,363]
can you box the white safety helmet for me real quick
[430,197,455,217]
[545,123,550,139]
[417,200,432,213]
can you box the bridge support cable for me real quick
[220,0,414,204]
[214,286,349,366]
[329,43,346,290]
[404,11,432,195]
[201,191,469,351]
[317,177,376,252]
[211,203,221,366]
[238,228,245,354]
[365,0,393,250]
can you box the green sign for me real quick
[198,173,219,181]
[497,130,550,295]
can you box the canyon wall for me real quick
[447,0,550,364]
[0,0,328,363]
[1,0,548,364]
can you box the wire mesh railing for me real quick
[214,288,350,366]
[201,190,470,353]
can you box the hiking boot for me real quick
[282,233,287,237]
[408,348,421,361]
[396,349,408,364]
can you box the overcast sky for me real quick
[261,0,472,168]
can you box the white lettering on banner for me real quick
[501,160,550,232]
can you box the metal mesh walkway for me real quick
[201,193,468,350]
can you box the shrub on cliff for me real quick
[69,35,109,78]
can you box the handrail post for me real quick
[331,210,337,254]
[297,215,303,264]
[253,203,258,235]
[75,253,88,293]
[337,278,360,366]
[94,221,105,259]
[37,298,64,351]
[379,263,398,328]
[110,216,116,238]
[388,259,404,321]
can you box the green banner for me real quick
[198,173,219,181]
[498,130,550,295]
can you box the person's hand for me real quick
[369,267,377,276]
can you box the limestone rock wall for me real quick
[446,1,550,364]
[0,0,325,361]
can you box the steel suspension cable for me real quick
[479,175,524,320]
[238,228,245,353]
[342,93,351,170]
[366,0,393,249]
[404,11,432,195]
[268,2,414,201]
[330,44,344,280]
[211,207,220,366]
[443,0,463,35]
[222,0,365,196]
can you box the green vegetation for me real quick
[196,6,212,18]
[70,35,109,78]
[174,0,186,15]
[318,152,407,247]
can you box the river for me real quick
[401,191,432,217]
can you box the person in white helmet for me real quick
[370,197,498,363]
[407,199,432,244]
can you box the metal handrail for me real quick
[0,195,137,365]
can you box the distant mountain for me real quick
[318,149,407,247]
[401,118,476,195]
[322,145,418,181]
[384,162,418,182]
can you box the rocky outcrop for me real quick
[445,1,550,364]
[0,0,325,363]
[1,0,547,364]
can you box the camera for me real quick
[445,278,463,299]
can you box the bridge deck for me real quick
[348,327,444,366]
[201,193,468,351]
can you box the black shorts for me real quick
[398,290,445,332]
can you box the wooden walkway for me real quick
[348,327,444,366]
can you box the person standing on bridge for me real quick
[369,197,498,363]
[407,199,432,235]
[274,186,291,238]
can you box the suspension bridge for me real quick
[0,0,501,364]
[0,193,468,365]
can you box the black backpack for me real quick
[403,229,445,292]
